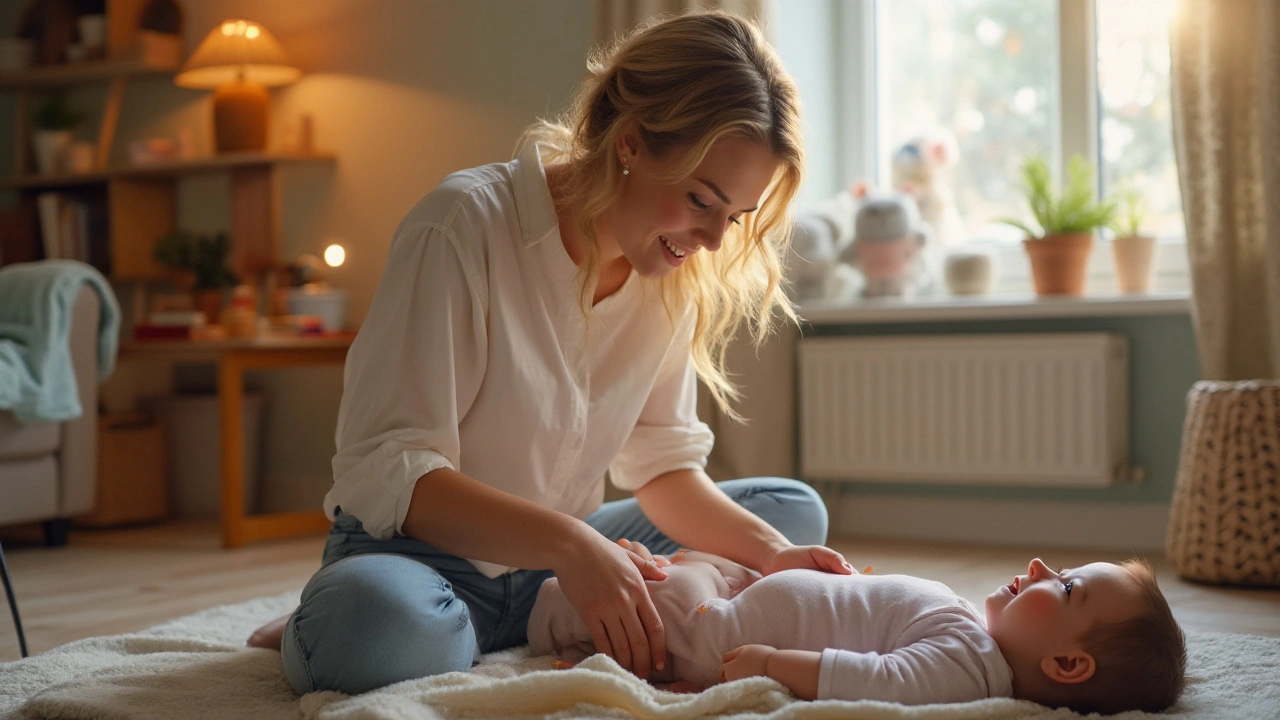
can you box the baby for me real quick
[527,547,1186,715]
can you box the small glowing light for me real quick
[324,244,346,267]
[221,21,236,35]
[975,18,1003,48]
[245,24,260,39]
[1012,86,1038,115]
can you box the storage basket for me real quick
[76,413,168,528]
[1166,380,1280,586]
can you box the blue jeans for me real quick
[280,477,828,695]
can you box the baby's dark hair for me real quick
[1067,559,1187,715]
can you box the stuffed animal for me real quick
[838,194,929,298]
[786,190,860,301]
[891,128,964,249]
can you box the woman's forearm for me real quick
[632,469,790,570]
[401,467,589,571]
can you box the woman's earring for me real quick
[622,164,630,176]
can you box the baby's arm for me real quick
[720,645,821,700]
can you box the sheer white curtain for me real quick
[1171,0,1280,380]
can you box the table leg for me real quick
[219,353,246,548]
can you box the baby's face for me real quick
[985,559,1143,666]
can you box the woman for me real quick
[251,11,852,695]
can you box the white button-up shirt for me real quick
[325,143,715,577]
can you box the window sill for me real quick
[797,292,1191,325]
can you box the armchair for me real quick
[0,260,117,547]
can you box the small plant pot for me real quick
[32,130,73,175]
[1023,232,1094,296]
[192,289,226,326]
[1113,235,1157,293]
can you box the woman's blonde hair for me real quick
[517,11,804,420]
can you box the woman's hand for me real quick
[552,529,669,680]
[759,545,854,576]
[720,644,778,682]
[616,538,672,568]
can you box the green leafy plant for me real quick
[1109,181,1148,238]
[999,154,1116,239]
[33,95,85,132]
[153,231,239,291]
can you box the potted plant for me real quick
[1109,182,1157,293]
[153,231,240,324]
[31,95,85,175]
[1000,154,1116,296]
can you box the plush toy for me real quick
[891,128,964,249]
[838,194,929,298]
[786,190,860,301]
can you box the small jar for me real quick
[222,285,259,338]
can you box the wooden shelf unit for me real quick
[0,152,337,190]
[0,152,336,280]
[0,0,337,285]
[0,56,179,90]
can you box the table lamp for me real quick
[175,20,301,153]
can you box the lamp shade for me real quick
[175,19,300,88]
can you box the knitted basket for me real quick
[1166,380,1280,586]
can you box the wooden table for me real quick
[120,333,354,548]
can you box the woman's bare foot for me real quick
[246,613,290,650]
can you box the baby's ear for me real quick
[1039,651,1096,685]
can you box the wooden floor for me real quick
[1,522,1278,663]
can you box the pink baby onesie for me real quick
[526,551,1013,703]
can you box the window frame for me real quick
[821,0,1187,294]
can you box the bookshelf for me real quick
[0,151,337,191]
[0,56,177,89]
[0,1,336,284]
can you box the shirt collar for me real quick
[513,142,561,249]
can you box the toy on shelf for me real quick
[838,193,930,298]
[786,189,859,301]
[891,127,964,250]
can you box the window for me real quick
[776,0,1188,290]
[874,0,1183,243]
[877,0,1062,243]
[1095,0,1183,238]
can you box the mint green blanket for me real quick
[0,260,121,423]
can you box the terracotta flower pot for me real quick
[1023,232,1094,296]
[193,289,225,326]
[1113,235,1157,293]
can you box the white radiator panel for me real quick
[799,334,1128,487]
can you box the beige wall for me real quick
[2,0,593,513]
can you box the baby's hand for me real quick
[719,644,777,683]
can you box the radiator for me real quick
[798,333,1129,487]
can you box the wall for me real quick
[1,0,593,513]
[771,0,841,209]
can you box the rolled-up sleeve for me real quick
[608,310,714,492]
[324,222,487,540]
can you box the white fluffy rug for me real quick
[0,590,1275,720]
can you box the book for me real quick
[36,192,62,260]
[148,310,207,328]
[133,324,194,340]
[57,200,89,261]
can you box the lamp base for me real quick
[213,81,270,153]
